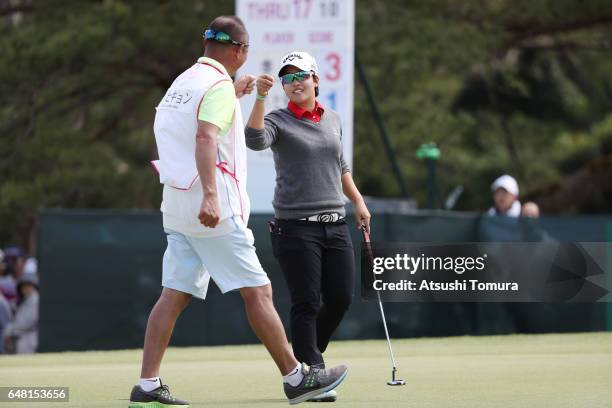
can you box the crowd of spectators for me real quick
[0,246,39,354]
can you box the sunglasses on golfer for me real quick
[280,71,312,85]
[203,29,249,47]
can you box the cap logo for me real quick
[282,53,303,63]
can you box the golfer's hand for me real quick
[256,74,275,97]
[355,201,371,234]
[234,75,256,98]
[199,194,220,228]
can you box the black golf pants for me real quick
[271,219,355,366]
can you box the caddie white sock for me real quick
[283,363,304,387]
[139,377,161,392]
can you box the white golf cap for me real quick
[491,174,519,196]
[278,51,318,77]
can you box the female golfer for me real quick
[245,51,371,402]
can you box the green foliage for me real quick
[0,0,231,245]
[354,0,612,210]
[2,0,612,246]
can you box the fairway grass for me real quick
[0,332,611,407]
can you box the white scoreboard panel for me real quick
[236,0,355,212]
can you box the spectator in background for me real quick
[487,175,540,218]
[3,273,39,354]
[0,249,12,352]
[3,246,26,280]
[0,249,14,305]
[0,246,26,308]
[488,175,521,217]
[0,291,11,354]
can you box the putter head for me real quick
[388,368,405,386]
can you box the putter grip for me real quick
[360,222,370,243]
[361,227,375,265]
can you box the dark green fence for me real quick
[37,210,611,352]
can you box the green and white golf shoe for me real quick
[284,363,347,405]
[128,381,189,408]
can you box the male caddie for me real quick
[128,16,348,407]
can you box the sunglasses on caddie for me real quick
[280,71,312,85]
[203,29,249,48]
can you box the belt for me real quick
[296,213,345,223]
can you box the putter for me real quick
[361,222,406,386]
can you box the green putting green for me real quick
[1,332,611,407]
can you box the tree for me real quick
[0,0,230,247]
[2,0,612,248]
[353,0,612,211]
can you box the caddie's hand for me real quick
[355,200,371,234]
[256,74,275,97]
[199,193,220,228]
[234,75,256,98]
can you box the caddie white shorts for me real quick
[161,216,271,299]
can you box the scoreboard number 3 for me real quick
[325,53,341,81]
